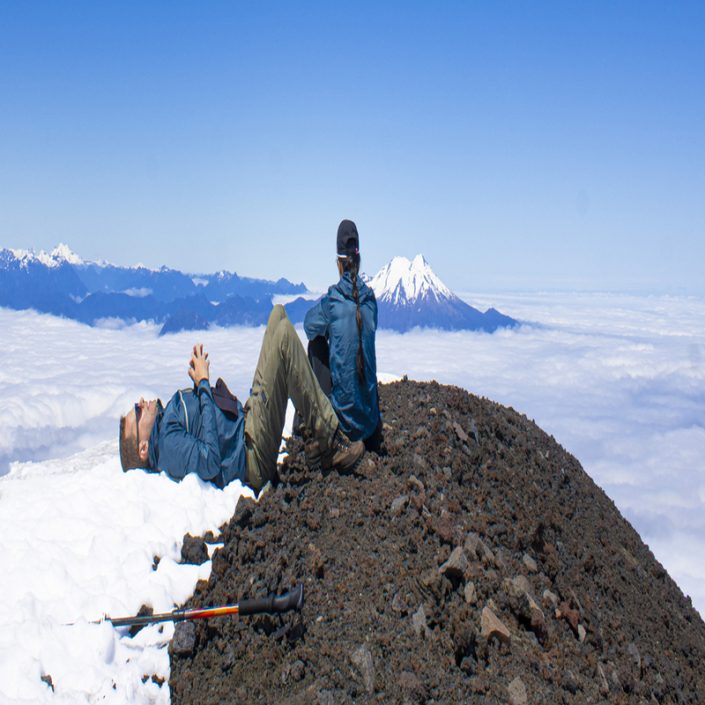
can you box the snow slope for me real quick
[0,446,246,704]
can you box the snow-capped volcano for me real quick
[369,254,455,305]
[368,254,516,332]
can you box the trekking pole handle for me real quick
[238,583,304,616]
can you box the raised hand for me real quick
[188,343,210,385]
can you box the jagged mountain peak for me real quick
[6,243,83,268]
[50,243,83,265]
[369,254,455,305]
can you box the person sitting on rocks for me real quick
[303,219,383,452]
[118,305,364,493]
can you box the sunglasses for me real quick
[134,403,142,452]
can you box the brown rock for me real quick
[390,495,408,517]
[469,675,489,693]
[627,641,641,672]
[412,605,430,638]
[465,532,495,566]
[562,669,578,693]
[505,580,548,644]
[464,581,477,604]
[506,575,532,598]
[542,589,559,610]
[434,509,455,544]
[530,606,548,644]
[508,677,528,705]
[181,534,209,565]
[522,553,538,572]
[307,543,325,579]
[350,645,375,695]
[171,621,196,656]
[453,421,469,443]
[556,601,580,635]
[398,671,427,702]
[480,606,511,644]
[412,453,429,472]
[596,663,610,696]
[407,474,425,493]
[439,547,468,580]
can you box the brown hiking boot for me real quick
[322,429,364,474]
[301,426,326,471]
[303,435,323,471]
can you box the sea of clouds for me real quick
[0,291,703,702]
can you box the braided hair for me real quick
[339,254,365,384]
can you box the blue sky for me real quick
[1,1,703,293]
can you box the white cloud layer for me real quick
[0,291,703,702]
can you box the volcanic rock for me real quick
[170,621,196,657]
[169,380,705,704]
[507,676,528,705]
[480,606,512,645]
[180,533,209,565]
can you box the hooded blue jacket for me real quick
[304,272,380,441]
[148,379,247,487]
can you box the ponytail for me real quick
[340,255,365,385]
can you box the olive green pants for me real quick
[244,305,339,491]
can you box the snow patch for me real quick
[122,287,153,298]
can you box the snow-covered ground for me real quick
[0,318,280,704]
[1,291,704,703]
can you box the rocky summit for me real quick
[168,380,705,704]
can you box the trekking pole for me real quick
[104,583,304,628]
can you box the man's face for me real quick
[126,398,160,451]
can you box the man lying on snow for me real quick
[118,305,364,492]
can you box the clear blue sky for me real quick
[1,1,703,293]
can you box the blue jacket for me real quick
[148,379,247,487]
[304,272,380,441]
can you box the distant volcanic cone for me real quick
[368,255,516,332]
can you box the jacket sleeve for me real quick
[160,380,222,481]
[304,297,329,340]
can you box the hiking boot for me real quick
[322,429,364,475]
[291,411,305,439]
[303,436,323,471]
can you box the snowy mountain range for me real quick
[0,244,305,334]
[0,245,516,334]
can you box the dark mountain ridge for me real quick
[0,245,305,333]
[168,380,705,704]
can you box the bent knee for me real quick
[265,304,288,331]
[271,304,288,320]
[272,315,300,353]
